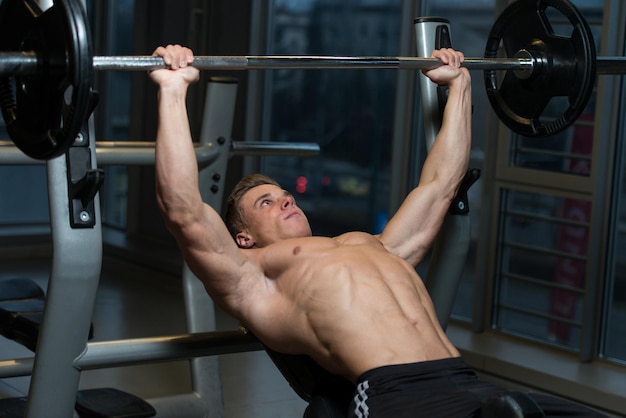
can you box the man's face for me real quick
[235,184,312,248]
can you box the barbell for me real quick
[1,51,622,74]
[0,0,625,160]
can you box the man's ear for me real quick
[236,231,255,249]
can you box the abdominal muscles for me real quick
[268,240,460,381]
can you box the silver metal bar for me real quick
[94,55,534,71]
[74,331,262,371]
[95,141,219,166]
[596,56,626,74]
[0,356,35,378]
[2,52,625,75]
[0,141,218,166]
[0,140,319,164]
[0,331,262,378]
[230,141,320,156]
[0,51,38,75]
[0,140,40,164]
[0,51,533,75]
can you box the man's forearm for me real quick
[420,73,472,200]
[154,85,203,224]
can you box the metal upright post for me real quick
[147,77,238,418]
[192,76,237,417]
[414,18,473,330]
[25,116,103,417]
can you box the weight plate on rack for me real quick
[484,0,596,137]
[0,0,95,160]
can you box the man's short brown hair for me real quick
[224,174,281,241]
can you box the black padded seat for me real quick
[0,397,28,418]
[75,388,156,418]
[265,350,353,417]
[0,389,156,418]
[0,278,47,351]
[245,324,354,418]
[0,300,45,351]
[0,277,93,351]
[478,391,546,418]
[0,277,45,301]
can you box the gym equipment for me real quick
[74,388,156,418]
[0,0,96,160]
[0,277,95,352]
[478,391,546,418]
[2,46,623,74]
[485,0,596,137]
[415,17,480,331]
[0,278,45,351]
[0,382,156,418]
[1,0,626,160]
[0,140,320,165]
[1,51,535,73]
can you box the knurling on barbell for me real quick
[0,53,536,73]
[0,0,625,159]
[1,53,621,74]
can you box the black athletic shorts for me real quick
[348,357,607,418]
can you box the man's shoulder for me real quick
[334,231,380,245]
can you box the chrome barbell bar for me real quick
[1,51,624,77]
[93,55,536,71]
[93,55,626,74]
[0,51,535,75]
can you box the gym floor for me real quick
[0,254,307,417]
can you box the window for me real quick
[0,166,49,231]
[90,0,136,229]
[488,0,626,366]
[495,188,590,349]
[261,0,402,237]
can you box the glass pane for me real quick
[262,0,401,236]
[508,2,603,175]
[494,189,591,350]
[93,0,135,229]
[0,166,49,228]
[511,116,594,175]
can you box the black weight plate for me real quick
[0,0,94,160]
[484,0,596,137]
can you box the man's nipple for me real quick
[293,246,301,255]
